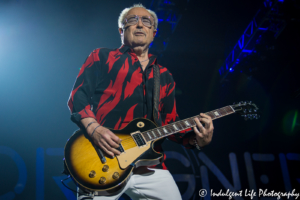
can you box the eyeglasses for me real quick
[123,15,154,28]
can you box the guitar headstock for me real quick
[231,101,260,120]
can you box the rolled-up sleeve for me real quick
[67,49,101,127]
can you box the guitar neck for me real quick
[141,105,235,142]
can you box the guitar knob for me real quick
[102,165,109,172]
[99,177,106,184]
[112,172,120,179]
[89,170,96,178]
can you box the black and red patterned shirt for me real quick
[68,45,194,168]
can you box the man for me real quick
[68,4,214,200]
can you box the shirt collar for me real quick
[119,45,132,53]
[119,45,158,66]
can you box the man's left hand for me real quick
[192,113,214,148]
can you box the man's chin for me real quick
[132,41,148,47]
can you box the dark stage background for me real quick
[0,0,299,200]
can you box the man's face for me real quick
[119,7,156,48]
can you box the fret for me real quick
[184,120,191,127]
[154,130,160,138]
[179,121,187,129]
[218,108,226,116]
[230,106,234,113]
[188,118,196,126]
[157,127,165,136]
[178,122,184,130]
[140,104,239,142]
[178,121,183,129]
[225,106,234,114]
[166,125,175,134]
[142,132,150,142]
[221,107,228,115]
[151,131,157,138]
[206,112,216,120]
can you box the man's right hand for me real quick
[81,118,121,158]
[88,125,122,158]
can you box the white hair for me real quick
[118,4,158,30]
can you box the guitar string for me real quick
[117,115,209,145]
[106,107,237,152]
[114,107,234,146]
[106,107,239,152]
[119,117,229,146]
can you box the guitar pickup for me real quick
[132,133,146,147]
[116,144,124,153]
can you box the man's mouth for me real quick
[134,31,145,36]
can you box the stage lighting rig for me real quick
[219,0,286,83]
[149,0,190,56]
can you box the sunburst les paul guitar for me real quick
[64,101,259,196]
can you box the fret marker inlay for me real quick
[214,111,220,116]
[163,128,168,133]
[147,132,152,139]
[173,124,178,130]
[184,121,190,126]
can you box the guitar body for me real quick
[64,118,163,196]
[64,102,259,196]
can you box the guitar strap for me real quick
[153,64,162,127]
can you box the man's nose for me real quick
[136,17,143,27]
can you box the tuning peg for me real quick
[248,101,252,104]
[243,109,247,113]
[249,108,252,113]
[239,101,243,105]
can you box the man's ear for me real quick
[153,29,157,37]
[119,28,123,35]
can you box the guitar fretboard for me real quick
[141,105,235,142]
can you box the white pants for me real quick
[78,168,182,200]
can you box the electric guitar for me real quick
[64,101,259,196]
